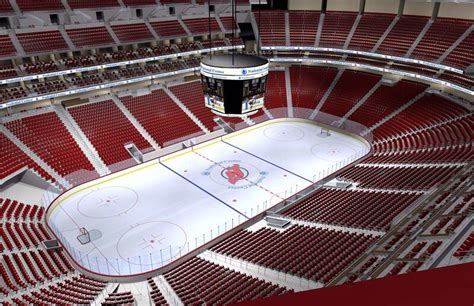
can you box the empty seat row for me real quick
[290,66,338,110]
[258,10,286,46]
[15,0,63,11]
[0,198,45,221]
[338,164,462,190]
[169,81,218,131]
[283,188,421,231]
[263,71,287,109]
[288,10,320,46]
[319,70,381,117]
[182,17,221,34]
[453,232,474,258]
[411,17,471,61]
[368,143,473,164]
[4,111,97,184]
[348,80,428,127]
[211,225,378,284]
[164,257,291,305]
[16,30,69,54]
[111,22,154,42]
[68,99,151,168]
[348,13,395,51]
[319,11,358,48]
[0,133,54,182]
[121,88,202,146]
[66,26,114,48]
[372,94,469,140]
[373,116,472,154]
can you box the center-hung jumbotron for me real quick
[200,54,269,117]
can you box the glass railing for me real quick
[40,107,372,277]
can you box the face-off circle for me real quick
[116,221,187,266]
[77,186,138,218]
[263,125,305,142]
[203,160,267,188]
[311,141,361,162]
[220,165,250,184]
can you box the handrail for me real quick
[262,45,465,74]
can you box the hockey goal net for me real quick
[77,227,91,245]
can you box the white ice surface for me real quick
[47,120,369,276]
[225,121,369,181]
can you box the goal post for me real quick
[320,127,331,137]
[77,227,91,245]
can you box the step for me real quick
[58,25,76,51]
[145,19,160,40]
[343,14,362,49]
[285,67,294,117]
[437,25,474,63]
[177,17,193,37]
[156,275,184,306]
[372,16,399,53]
[8,31,25,56]
[1,124,68,188]
[162,87,211,134]
[92,283,119,305]
[366,90,427,134]
[199,250,320,292]
[7,0,21,15]
[215,14,227,34]
[315,13,324,47]
[251,12,261,50]
[105,22,121,45]
[285,11,290,46]
[405,19,433,58]
[262,106,275,119]
[111,95,161,151]
[340,80,384,122]
[309,68,344,119]
[53,104,110,176]
[242,115,255,126]
[214,117,234,133]
[59,0,72,12]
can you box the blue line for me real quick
[159,162,249,219]
[222,140,313,183]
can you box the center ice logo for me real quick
[222,164,248,185]
[201,160,267,189]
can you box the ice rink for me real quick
[46,119,370,276]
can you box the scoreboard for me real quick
[200,54,269,117]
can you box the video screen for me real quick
[201,75,267,115]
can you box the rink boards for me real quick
[46,118,370,277]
